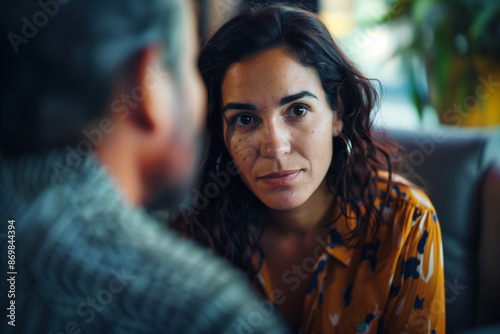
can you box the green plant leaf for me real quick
[408,62,425,121]
[377,0,412,24]
[413,0,434,24]
[470,7,500,39]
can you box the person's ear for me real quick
[332,113,343,137]
[132,45,176,136]
[332,89,343,136]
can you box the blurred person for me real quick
[0,0,289,333]
[177,4,446,333]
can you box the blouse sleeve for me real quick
[383,201,446,333]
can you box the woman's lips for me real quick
[258,170,301,187]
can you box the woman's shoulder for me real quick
[376,170,435,212]
[372,171,440,245]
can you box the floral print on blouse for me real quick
[253,178,446,333]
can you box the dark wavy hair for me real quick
[173,3,397,276]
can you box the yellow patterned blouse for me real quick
[253,177,446,333]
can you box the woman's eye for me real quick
[287,104,309,118]
[233,114,255,127]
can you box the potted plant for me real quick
[379,0,500,126]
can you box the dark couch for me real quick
[384,126,500,333]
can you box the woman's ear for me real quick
[332,114,343,137]
[332,87,343,136]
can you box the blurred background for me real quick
[195,0,500,130]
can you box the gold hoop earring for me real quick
[337,133,352,163]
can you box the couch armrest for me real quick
[477,164,500,324]
[457,323,500,334]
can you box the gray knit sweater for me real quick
[0,150,287,334]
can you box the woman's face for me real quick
[221,48,343,210]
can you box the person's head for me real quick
[0,0,205,209]
[181,4,394,272]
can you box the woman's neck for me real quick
[263,179,336,236]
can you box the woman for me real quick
[177,4,445,333]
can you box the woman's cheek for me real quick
[230,139,252,170]
[310,130,333,169]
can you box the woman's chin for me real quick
[259,195,307,211]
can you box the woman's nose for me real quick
[259,122,291,159]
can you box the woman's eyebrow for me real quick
[279,91,318,106]
[222,91,317,113]
[222,103,257,113]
